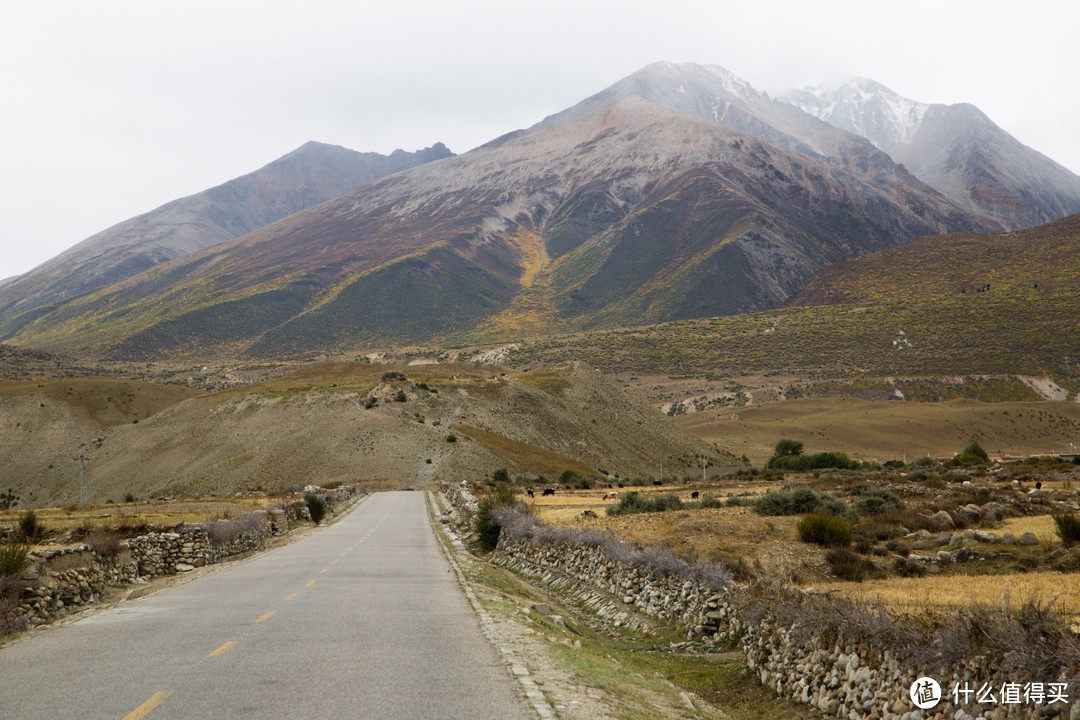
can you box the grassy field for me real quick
[516,475,1080,623]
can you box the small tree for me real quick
[492,468,510,485]
[774,438,804,458]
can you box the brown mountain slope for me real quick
[0,362,722,507]
[0,141,453,341]
[4,69,990,361]
[501,214,1080,402]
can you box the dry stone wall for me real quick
[441,487,1077,720]
[6,485,362,630]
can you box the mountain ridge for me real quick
[784,79,1080,230]
[0,141,453,340]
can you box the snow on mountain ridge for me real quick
[787,78,930,152]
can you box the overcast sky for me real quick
[2,0,1077,281]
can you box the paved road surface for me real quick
[0,491,534,719]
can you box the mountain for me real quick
[0,141,453,339]
[502,213,1080,405]
[784,79,1080,231]
[1,62,997,361]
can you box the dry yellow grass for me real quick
[2,496,279,538]
[816,572,1080,623]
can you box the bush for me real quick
[1054,512,1080,547]
[86,531,123,558]
[606,492,683,516]
[698,494,723,509]
[492,468,510,485]
[825,548,876,581]
[304,493,328,525]
[18,510,41,542]
[798,512,852,547]
[754,488,853,519]
[767,451,858,471]
[951,441,990,466]
[0,544,30,577]
[474,483,518,552]
[394,390,407,402]
[446,433,457,443]
[853,487,905,515]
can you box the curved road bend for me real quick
[0,491,534,720]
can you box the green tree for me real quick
[774,438,804,458]
[492,468,510,484]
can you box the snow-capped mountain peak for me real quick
[784,78,929,152]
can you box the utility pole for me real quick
[702,454,707,482]
[79,454,86,505]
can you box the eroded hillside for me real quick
[0,362,723,507]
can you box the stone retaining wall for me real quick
[5,485,363,630]
[442,487,1077,720]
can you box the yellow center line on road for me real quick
[207,641,237,658]
[340,552,347,557]
[122,690,174,720]
[285,593,298,601]
[331,559,339,565]
[320,567,329,573]
[306,579,316,587]
[255,611,276,623]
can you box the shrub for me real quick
[825,548,876,581]
[606,492,683,516]
[893,556,927,577]
[304,493,328,525]
[798,512,852,547]
[86,531,123,558]
[18,510,41,542]
[394,390,407,402]
[124,493,136,503]
[446,433,457,443]
[698,494,723,509]
[853,487,905,515]
[951,441,990,466]
[0,544,30,577]
[754,488,853,519]
[492,468,510,485]
[767,451,858,471]
[1053,512,1080,547]
[474,483,518,552]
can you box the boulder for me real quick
[958,504,983,524]
[980,502,1005,523]
[1017,532,1039,546]
[928,510,955,531]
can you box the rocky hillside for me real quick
[0,362,721,507]
[0,141,453,341]
[1,64,993,361]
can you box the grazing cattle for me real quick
[1035,481,1043,490]
[542,488,556,496]
[527,489,535,498]
[653,480,663,486]
[602,492,619,501]
[580,510,598,519]
[691,491,700,500]
[617,483,624,488]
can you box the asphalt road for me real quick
[0,491,534,720]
